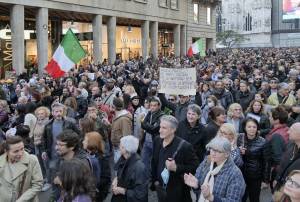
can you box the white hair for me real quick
[120,135,139,155]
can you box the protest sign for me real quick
[159,67,196,95]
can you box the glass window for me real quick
[159,0,168,7]
[194,3,199,23]
[207,7,211,25]
[171,0,178,9]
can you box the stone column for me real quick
[141,20,149,61]
[51,19,62,54]
[10,5,25,75]
[180,25,186,57]
[92,14,102,64]
[173,24,180,57]
[36,7,48,77]
[150,21,158,58]
[107,16,116,64]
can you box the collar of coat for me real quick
[0,151,30,182]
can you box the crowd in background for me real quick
[0,48,300,202]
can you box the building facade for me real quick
[0,0,217,76]
[218,0,300,48]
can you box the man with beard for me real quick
[52,129,91,200]
[212,80,234,110]
[41,103,81,188]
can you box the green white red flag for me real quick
[187,38,205,57]
[45,29,86,78]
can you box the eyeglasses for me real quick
[270,81,278,84]
[286,176,300,188]
[168,99,175,101]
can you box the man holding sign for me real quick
[158,67,201,122]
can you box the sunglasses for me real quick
[168,99,175,101]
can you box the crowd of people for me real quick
[0,47,300,202]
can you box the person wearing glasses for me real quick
[227,103,244,133]
[268,83,297,107]
[184,136,245,202]
[279,170,300,202]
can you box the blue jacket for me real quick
[195,157,245,202]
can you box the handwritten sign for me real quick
[159,67,196,95]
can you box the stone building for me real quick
[218,0,300,47]
[0,0,218,76]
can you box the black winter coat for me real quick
[176,119,207,162]
[237,134,269,182]
[141,110,164,138]
[204,120,220,144]
[158,93,201,122]
[234,90,255,111]
[212,89,233,109]
[151,136,199,202]
[76,96,88,119]
[42,117,81,159]
[112,154,149,202]
[275,143,300,190]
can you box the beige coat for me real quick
[0,151,43,202]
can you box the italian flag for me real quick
[45,29,86,78]
[187,38,205,57]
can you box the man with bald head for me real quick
[273,123,300,192]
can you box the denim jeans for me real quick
[35,145,50,183]
[141,140,153,175]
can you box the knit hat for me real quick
[112,97,124,110]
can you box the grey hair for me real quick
[187,104,201,116]
[206,136,231,155]
[51,102,66,111]
[160,115,178,129]
[120,135,139,155]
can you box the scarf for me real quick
[198,160,226,202]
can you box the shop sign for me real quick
[0,38,12,71]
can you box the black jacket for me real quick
[275,143,300,190]
[141,110,164,137]
[42,117,81,159]
[112,154,149,202]
[158,93,201,122]
[237,134,269,182]
[176,119,207,162]
[204,120,220,144]
[76,96,88,119]
[151,136,199,202]
[234,90,255,111]
[212,89,233,109]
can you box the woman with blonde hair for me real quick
[227,103,244,133]
[217,123,243,167]
[32,106,51,191]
